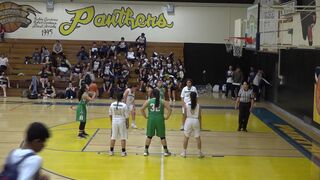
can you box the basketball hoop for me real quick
[224,39,233,53]
[233,45,243,58]
[224,37,253,57]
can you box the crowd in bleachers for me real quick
[7,33,185,100]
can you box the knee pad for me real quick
[147,136,153,139]
[160,137,166,140]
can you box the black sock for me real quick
[163,146,168,150]
[110,147,114,151]
[145,145,149,149]
[122,148,126,152]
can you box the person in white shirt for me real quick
[225,65,233,98]
[252,70,263,101]
[180,79,198,130]
[123,84,138,129]
[0,53,9,74]
[109,93,129,157]
[180,92,204,158]
[2,122,50,180]
[0,72,10,97]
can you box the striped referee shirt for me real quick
[238,88,254,103]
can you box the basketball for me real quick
[89,83,98,92]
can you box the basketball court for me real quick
[0,96,319,179]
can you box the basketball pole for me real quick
[256,3,261,51]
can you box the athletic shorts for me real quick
[111,121,127,140]
[184,118,200,138]
[146,118,165,138]
[127,104,135,112]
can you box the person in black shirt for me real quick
[135,33,146,49]
[117,37,128,55]
[99,41,109,58]
[108,41,117,59]
[77,46,89,64]
[117,77,127,95]
[43,81,56,99]
[70,63,83,81]
[38,66,51,88]
[99,75,114,99]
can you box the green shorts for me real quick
[146,117,165,138]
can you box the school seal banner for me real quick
[0,1,41,33]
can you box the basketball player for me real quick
[180,92,204,158]
[76,84,96,138]
[180,79,198,130]
[123,84,138,129]
[141,89,172,156]
[109,93,129,157]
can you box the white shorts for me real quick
[111,121,127,140]
[184,118,200,138]
[127,104,135,112]
[58,67,69,73]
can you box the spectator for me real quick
[38,66,51,88]
[101,60,113,77]
[92,57,102,77]
[252,70,263,101]
[43,81,56,99]
[65,81,76,100]
[0,53,9,74]
[99,41,109,58]
[90,42,99,58]
[167,76,177,102]
[32,48,41,64]
[117,37,128,55]
[77,46,89,64]
[113,59,122,79]
[0,24,4,42]
[57,56,71,78]
[40,46,50,62]
[70,63,83,81]
[121,65,130,80]
[99,75,114,99]
[29,76,39,97]
[1,122,50,180]
[232,67,243,99]
[0,72,10,97]
[117,76,127,95]
[135,33,146,49]
[248,66,256,85]
[225,65,233,98]
[108,41,117,59]
[52,40,63,56]
[126,47,136,67]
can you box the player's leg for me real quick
[120,121,127,156]
[131,105,137,129]
[157,120,171,156]
[180,104,186,131]
[181,119,191,157]
[110,123,118,156]
[1,85,6,97]
[144,119,155,156]
[78,122,86,138]
[194,119,204,158]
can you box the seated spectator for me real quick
[77,46,89,64]
[99,75,114,99]
[138,69,148,92]
[113,59,122,79]
[108,41,117,59]
[0,53,9,73]
[117,37,128,55]
[32,48,41,64]
[126,47,136,67]
[117,76,127,95]
[135,33,146,49]
[57,56,71,78]
[92,57,102,77]
[99,41,109,58]
[70,63,83,81]
[29,76,39,97]
[121,65,130,80]
[43,81,56,99]
[52,40,63,56]
[65,81,76,100]
[90,42,99,58]
[0,72,10,97]
[0,24,4,42]
[38,66,51,88]
[40,46,50,62]
[101,60,113,77]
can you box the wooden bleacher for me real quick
[0,39,184,99]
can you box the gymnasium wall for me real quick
[1,1,247,43]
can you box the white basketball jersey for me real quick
[186,103,200,119]
[125,88,135,105]
[181,86,198,104]
[109,102,129,122]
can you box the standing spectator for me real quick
[65,81,76,100]
[225,65,233,98]
[77,46,89,64]
[1,122,50,180]
[0,72,10,97]
[117,37,128,55]
[235,81,254,132]
[99,75,114,99]
[135,33,146,49]
[32,48,41,64]
[180,79,198,131]
[232,67,243,99]
[40,46,50,62]
[52,40,63,56]
[0,24,4,42]
[0,53,9,74]
[167,77,177,102]
[252,70,263,101]
[248,66,256,85]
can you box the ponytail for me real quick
[190,92,197,110]
[116,93,123,110]
[153,89,160,108]
[78,84,86,101]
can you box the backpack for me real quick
[0,152,35,180]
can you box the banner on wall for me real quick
[313,66,320,125]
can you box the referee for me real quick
[235,81,254,132]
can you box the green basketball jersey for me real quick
[148,98,164,120]
[76,99,87,122]
[157,87,165,100]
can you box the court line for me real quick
[160,148,164,180]
[81,128,100,152]
[42,167,74,180]
[8,103,24,111]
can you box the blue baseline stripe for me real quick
[253,108,320,167]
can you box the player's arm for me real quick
[199,106,202,130]
[123,89,129,102]
[163,100,172,120]
[182,105,187,125]
[140,100,149,119]
[109,107,112,123]
[125,105,130,128]
[84,93,95,101]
